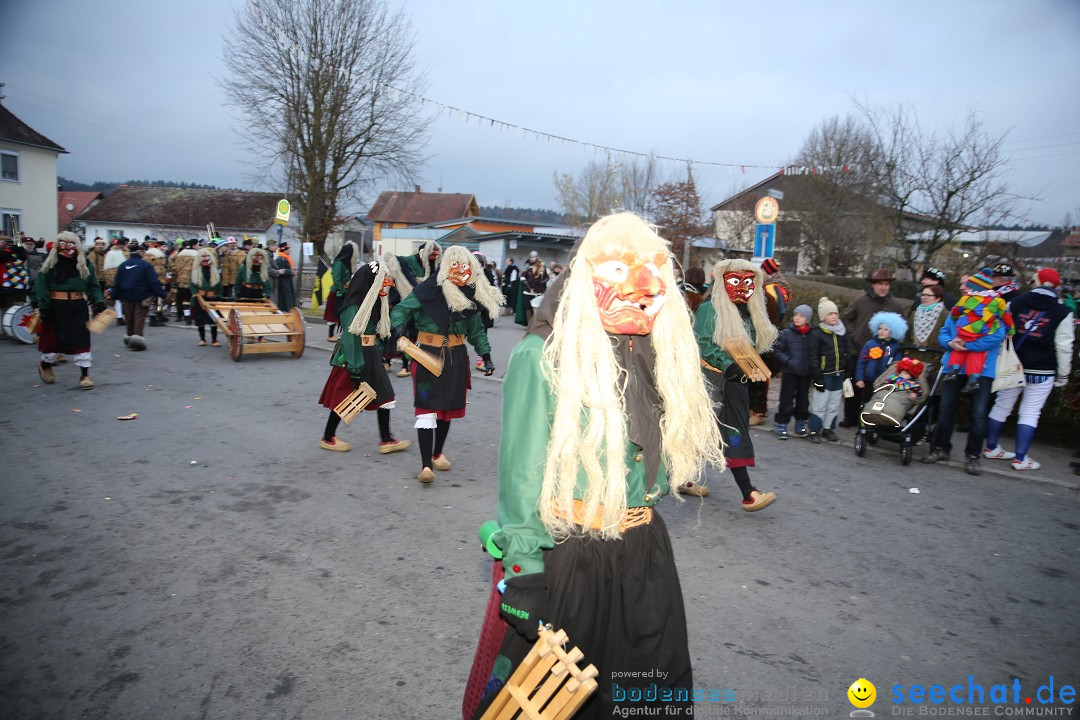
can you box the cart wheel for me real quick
[288,307,305,358]
[227,309,244,362]
[854,432,867,457]
[868,431,879,445]
[901,444,913,465]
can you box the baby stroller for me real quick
[853,346,944,465]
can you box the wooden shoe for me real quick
[198,339,207,347]
[677,481,709,497]
[418,467,435,483]
[396,367,410,378]
[38,362,55,384]
[210,340,221,347]
[319,436,351,452]
[742,490,776,512]
[379,438,411,454]
[79,376,95,390]
[432,454,452,471]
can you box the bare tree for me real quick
[552,157,623,225]
[858,102,1024,275]
[792,115,886,273]
[651,166,706,269]
[618,154,660,217]
[222,0,429,253]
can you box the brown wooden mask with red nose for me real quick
[722,270,756,304]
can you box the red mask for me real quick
[429,249,440,261]
[58,241,77,259]
[722,270,756,304]
[379,276,394,297]
[447,260,471,287]
[252,254,262,266]
[591,252,668,335]
[201,255,212,267]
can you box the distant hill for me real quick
[479,205,567,225]
[58,177,228,194]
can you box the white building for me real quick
[0,103,67,239]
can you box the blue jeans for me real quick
[934,375,992,457]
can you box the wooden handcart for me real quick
[197,297,305,362]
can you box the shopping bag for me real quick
[991,337,1025,392]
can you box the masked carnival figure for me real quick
[390,246,502,483]
[317,260,410,454]
[462,213,725,720]
[682,259,778,511]
[32,231,107,389]
[399,240,441,288]
[190,248,224,347]
[324,240,361,342]
[235,247,273,299]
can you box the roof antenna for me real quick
[0,82,6,104]
[438,170,443,194]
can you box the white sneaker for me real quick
[1011,458,1041,471]
[983,447,1015,460]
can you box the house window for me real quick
[2,211,22,236]
[1,152,18,182]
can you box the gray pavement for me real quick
[1,319,1078,719]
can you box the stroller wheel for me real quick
[868,432,880,445]
[854,432,867,457]
[901,444,913,465]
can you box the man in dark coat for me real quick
[111,240,167,350]
[839,268,905,426]
[274,241,297,310]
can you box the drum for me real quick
[2,303,37,344]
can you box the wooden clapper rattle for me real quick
[721,337,771,383]
[333,382,377,424]
[480,626,599,720]
[397,337,444,377]
[86,308,117,334]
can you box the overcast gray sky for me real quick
[4,0,1079,226]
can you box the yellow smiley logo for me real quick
[847,678,876,708]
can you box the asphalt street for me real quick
[1,317,1078,719]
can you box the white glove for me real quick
[1054,376,1067,388]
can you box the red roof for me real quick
[58,191,104,230]
[367,191,478,224]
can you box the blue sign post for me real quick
[754,223,775,259]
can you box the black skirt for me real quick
[707,371,755,467]
[470,512,693,719]
[38,299,91,354]
[413,342,470,411]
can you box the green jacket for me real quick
[332,306,380,376]
[389,291,491,355]
[32,264,104,311]
[492,334,669,580]
[189,275,223,298]
[234,265,272,296]
[693,301,756,372]
[330,259,351,298]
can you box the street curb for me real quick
[762,427,1080,492]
